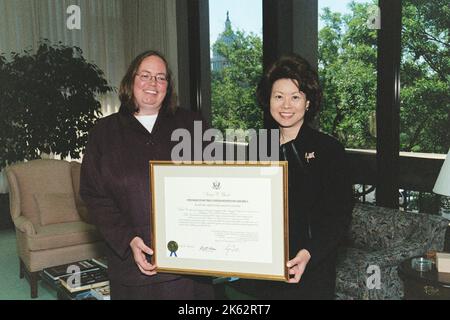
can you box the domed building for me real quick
[211,11,237,72]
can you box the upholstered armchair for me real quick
[6,159,105,298]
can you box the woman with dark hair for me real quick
[231,53,354,300]
[80,50,214,299]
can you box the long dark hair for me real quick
[119,50,177,115]
[257,54,322,125]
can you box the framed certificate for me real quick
[149,161,289,281]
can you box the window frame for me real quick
[180,0,445,209]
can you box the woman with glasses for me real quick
[80,50,214,299]
[231,53,354,300]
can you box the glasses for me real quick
[136,72,167,84]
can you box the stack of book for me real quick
[59,269,109,293]
[42,258,110,296]
[90,285,111,300]
[43,259,102,281]
[91,257,108,269]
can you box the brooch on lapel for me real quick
[305,152,316,163]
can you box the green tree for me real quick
[211,30,263,136]
[319,0,449,153]
[319,3,377,149]
[400,0,449,153]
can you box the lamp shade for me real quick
[433,149,450,196]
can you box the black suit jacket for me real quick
[231,124,354,299]
[80,106,206,286]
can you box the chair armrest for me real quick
[416,216,450,252]
[357,241,428,269]
[13,215,36,236]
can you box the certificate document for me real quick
[150,162,289,281]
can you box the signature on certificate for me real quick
[225,244,240,256]
[199,246,216,253]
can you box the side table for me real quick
[398,255,450,300]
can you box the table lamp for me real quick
[433,149,450,197]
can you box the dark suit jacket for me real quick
[80,106,206,286]
[231,124,354,299]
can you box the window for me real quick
[318,0,378,150]
[400,1,449,155]
[189,0,447,212]
[400,0,450,214]
[209,0,263,139]
[318,0,379,206]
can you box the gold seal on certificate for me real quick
[150,161,289,282]
[167,241,178,257]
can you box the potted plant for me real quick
[0,40,114,228]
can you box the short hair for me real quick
[257,54,322,125]
[119,50,177,115]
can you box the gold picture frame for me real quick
[149,161,289,281]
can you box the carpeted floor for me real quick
[0,228,57,300]
[0,227,250,300]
